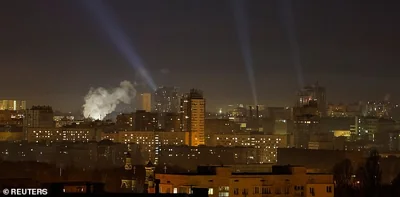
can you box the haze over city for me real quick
[2,0,400,112]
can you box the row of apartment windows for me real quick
[33,130,90,134]
[169,185,331,196]
[308,186,333,196]
[229,186,332,196]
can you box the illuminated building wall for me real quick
[180,89,205,146]
[0,126,23,141]
[117,131,189,164]
[207,133,287,163]
[26,128,99,143]
[140,93,152,112]
[190,99,205,146]
[156,165,334,197]
[333,130,351,138]
[0,100,26,111]
[0,132,23,142]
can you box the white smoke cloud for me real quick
[82,80,136,120]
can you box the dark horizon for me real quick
[1,0,400,112]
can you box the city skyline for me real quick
[2,0,400,112]
[2,1,400,195]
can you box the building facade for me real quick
[0,100,26,111]
[156,165,334,197]
[26,127,100,143]
[23,106,54,140]
[140,93,152,112]
[154,86,180,113]
[293,101,320,148]
[102,131,190,164]
[206,133,287,163]
[180,89,205,146]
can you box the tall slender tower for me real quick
[180,89,205,146]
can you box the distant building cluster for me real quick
[3,83,400,195]
[0,99,26,111]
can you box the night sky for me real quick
[1,0,400,112]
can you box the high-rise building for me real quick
[296,82,327,117]
[0,100,26,111]
[140,93,152,112]
[292,101,320,148]
[23,106,54,128]
[180,89,205,146]
[154,86,179,113]
[23,106,54,140]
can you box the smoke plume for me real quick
[83,80,136,120]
